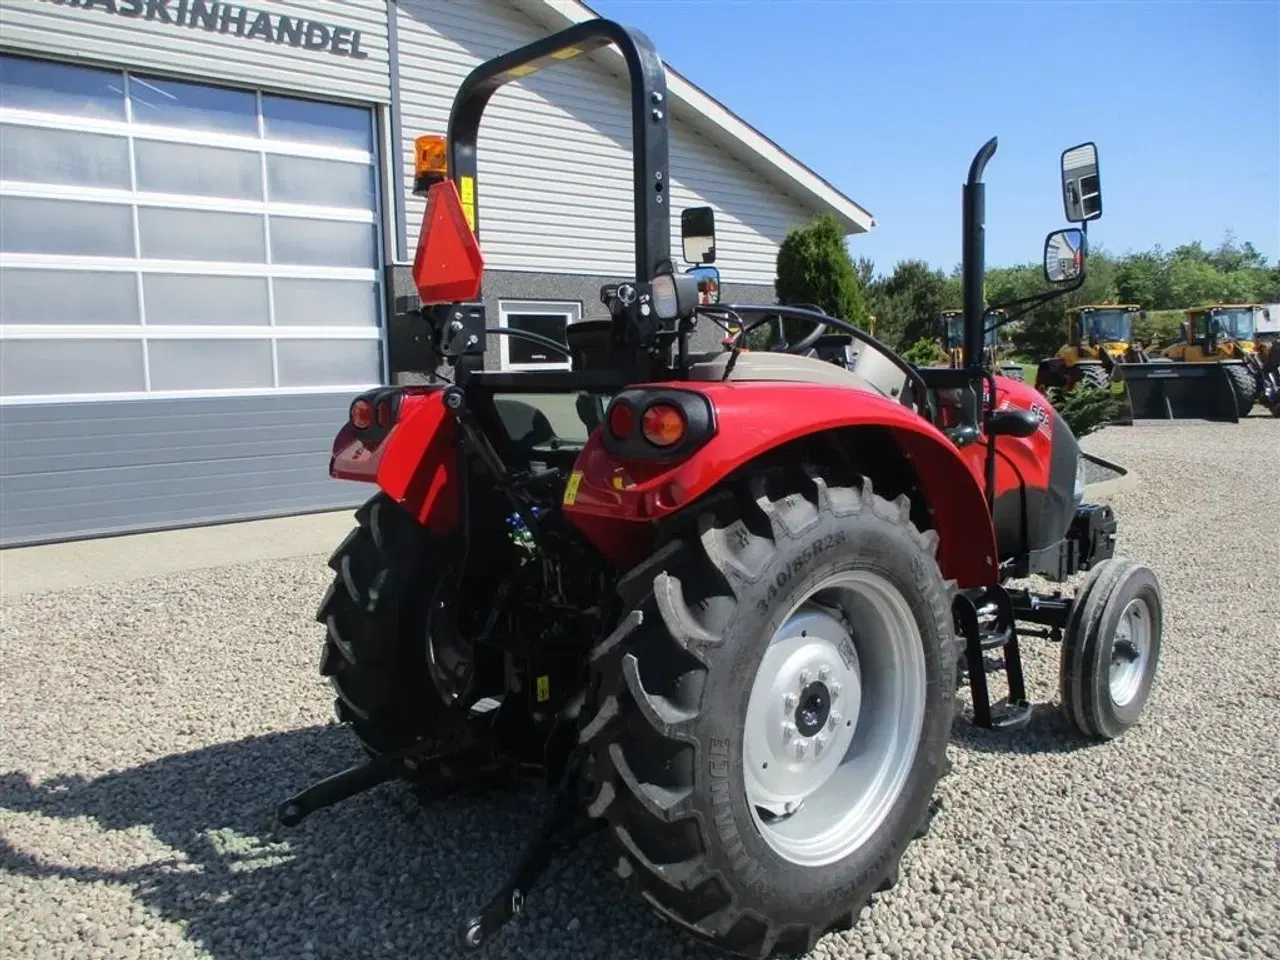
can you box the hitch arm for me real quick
[277,753,401,827]
[459,792,602,950]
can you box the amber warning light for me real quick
[414,134,448,195]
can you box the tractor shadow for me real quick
[0,724,720,960]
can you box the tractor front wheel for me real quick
[582,471,959,958]
[1059,557,1164,741]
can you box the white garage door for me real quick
[0,52,386,545]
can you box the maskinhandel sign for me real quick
[38,0,370,60]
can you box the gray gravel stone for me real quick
[2,417,1279,959]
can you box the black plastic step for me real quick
[988,699,1034,729]
[979,626,1013,650]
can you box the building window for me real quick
[0,53,385,404]
[497,300,580,371]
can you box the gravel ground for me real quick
[2,417,1278,960]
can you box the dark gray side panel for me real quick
[1,393,366,547]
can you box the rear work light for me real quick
[641,402,686,447]
[600,389,716,462]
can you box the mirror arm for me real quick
[983,276,1087,333]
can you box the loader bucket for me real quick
[1112,361,1240,423]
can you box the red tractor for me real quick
[278,19,1165,958]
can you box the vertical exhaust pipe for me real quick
[962,138,998,371]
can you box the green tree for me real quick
[774,214,870,339]
[901,336,948,367]
[1115,250,1168,307]
[864,260,960,350]
[1164,257,1224,307]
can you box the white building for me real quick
[0,0,875,545]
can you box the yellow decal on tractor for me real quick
[459,176,476,231]
[562,470,583,505]
[536,675,551,703]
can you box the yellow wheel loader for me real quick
[1034,303,1147,395]
[1112,303,1275,422]
[939,309,1024,379]
[1159,304,1278,417]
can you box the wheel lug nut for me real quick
[829,682,841,699]
[782,722,796,742]
[819,665,831,682]
[814,733,828,755]
[795,740,807,759]
[784,693,798,710]
[799,669,811,687]
[829,711,842,729]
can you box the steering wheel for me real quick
[770,303,831,355]
[704,304,933,416]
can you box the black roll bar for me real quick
[445,19,672,295]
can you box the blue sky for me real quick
[587,0,1279,278]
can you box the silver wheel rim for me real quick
[1109,596,1151,707]
[743,569,927,867]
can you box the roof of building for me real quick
[508,0,876,235]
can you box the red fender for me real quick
[328,386,459,535]
[561,381,1000,588]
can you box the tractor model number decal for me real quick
[1028,401,1052,437]
[562,470,583,506]
[755,530,848,615]
[536,675,551,703]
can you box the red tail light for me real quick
[599,389,715,462]
[350,398,374,429]
[375,398,393,428]
[642,402,686,447]
[608,401,634,439]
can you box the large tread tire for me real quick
[1222,363,1258,417]
[1075,363,1112,393]
[316,492,467,759]
[1059,557,1163,741]
[581,470,960,958]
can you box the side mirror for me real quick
[1043,228,1086,284]
[687,264,721,305]
[1061,142,1102,223]
[681,206,716,265]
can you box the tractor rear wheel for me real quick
[1222,363,1258,417]
[581,471,959,958]
[317,493,473,762]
